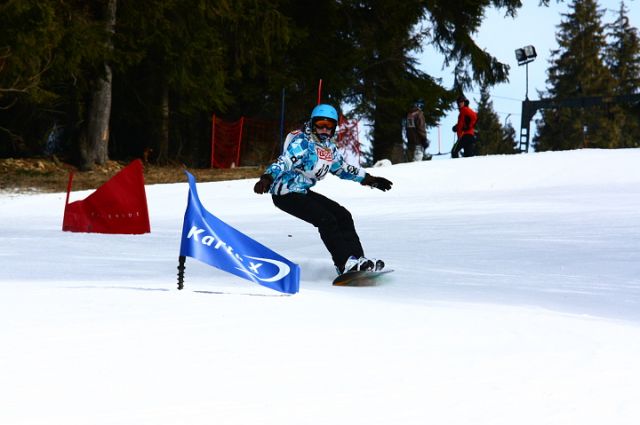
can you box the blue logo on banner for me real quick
[179,171,300,294]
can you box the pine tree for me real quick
[0,0,538,165]
[82,0,117,170]
[475,83,517,155]
[605,0,640,147]
[0,0,113,159]
[341,0,525,162]
[0,1,60,155]
[112,0,292,164]
[534,0,619,151]
[341,1,449,162]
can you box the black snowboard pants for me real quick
[452,134,476,158]
[272,190,364,272]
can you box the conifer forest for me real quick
[1,0,638,170]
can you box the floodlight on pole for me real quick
[515,45,537,100]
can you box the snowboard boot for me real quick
[373,259,385,271]
[343,256,375,273]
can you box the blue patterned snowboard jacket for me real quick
[264,130,366,195]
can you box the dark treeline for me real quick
[2,0,535,170]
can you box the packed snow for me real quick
[1,149,640,425]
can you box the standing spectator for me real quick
[452,95,478,158]
[405,99,431,161]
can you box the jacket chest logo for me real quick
[316,146,333,161]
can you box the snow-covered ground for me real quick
[1,149,640,425]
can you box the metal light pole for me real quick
[515,45,537,152]
[525,61,530,100]
[515,45,537,100]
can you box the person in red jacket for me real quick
[451,95,477,158]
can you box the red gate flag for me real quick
[62,159,151,234]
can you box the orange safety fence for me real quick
[211,114,361,168]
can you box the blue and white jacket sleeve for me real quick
[329,144,366,182]
[264,134,311,177]
[263,135,315,194]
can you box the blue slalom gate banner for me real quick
[179,171,300,294]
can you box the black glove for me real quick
[452,124,458,132]
[361,173,392,192]
[253,174,273,194]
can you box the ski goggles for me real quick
[314,119,336,130]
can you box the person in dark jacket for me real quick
[451,95,478,158]
[405,99,430,161]
[253,104,393,275]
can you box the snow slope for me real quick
[1,149,640,425]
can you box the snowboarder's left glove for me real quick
[253,174,273,194]
[361,173,392,192]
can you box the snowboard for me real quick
[332,269,394,287]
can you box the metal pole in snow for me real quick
[177,255,186,290]
[280,88,286,150]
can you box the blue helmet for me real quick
[310,104,338,123]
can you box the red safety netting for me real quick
[210,115,281,168]
[336,116,361,165]
[240,118,282,165]
[210,115,243,168]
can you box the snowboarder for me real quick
[253,104,393,275]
